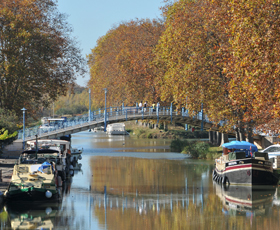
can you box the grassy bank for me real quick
[125,121,221,159]
[125,121,208,139]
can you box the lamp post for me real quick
[89,88,91,122]
[21,108,27,149]
[104,88,107,132]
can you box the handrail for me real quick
[17,105,209,140]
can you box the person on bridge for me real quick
[139,101,143,111]
[144,101,147,112]
[152,103,156,112]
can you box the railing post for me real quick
[157,103,159,124]
[88,88,91,122]
[201,103,204,131]
[104,88,107,132]
[170,103,173,124]
[126,109,127,121]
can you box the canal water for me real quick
[1,131,280,229]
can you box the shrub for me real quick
[170,139,190,152]
[171,139,211,158]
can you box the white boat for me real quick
[39,117,67,134]
[91,126,104,132]
[25,139,72,179]
[4,162,60,202]
[106,123,129,135]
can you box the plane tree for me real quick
[88,19,164,107]
[154,0,280,139]
[153,0,235,130]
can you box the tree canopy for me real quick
[88,19,164,107]
[0,0,86,117]
[87,0,280,136]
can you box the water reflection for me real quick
[215,183,276,217]
[5,202,59,229]
[2,132,280,230]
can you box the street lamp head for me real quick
[21,108,27,111]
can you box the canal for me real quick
[1,131,280,229]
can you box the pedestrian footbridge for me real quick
[17,105,222,141]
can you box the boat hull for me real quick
[5,188,60,203]
[215,158,279,186]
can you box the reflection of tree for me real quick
[90,157,209,195]
[89,156,280,230]
[92,194,224,230]
[92,191,280,230]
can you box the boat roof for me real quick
[222,141,258,152]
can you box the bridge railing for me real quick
[17,105,212,140]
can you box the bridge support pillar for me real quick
[164,122,168,131]
[209,131,225,146]
[209,131,214,144]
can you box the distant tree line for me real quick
[54,85,91,116]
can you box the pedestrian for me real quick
[144,101,147,112]
[139,101,143,111]
[152,103,156,112]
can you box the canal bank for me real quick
[0,149,20,194]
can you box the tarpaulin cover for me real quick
[222,141,258,152]
[38,162,54,173]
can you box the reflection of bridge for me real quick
[17,105,223,141]
[71,182,206,213]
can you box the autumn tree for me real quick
[154,0,280,139]
[154,0,233,127]
[223,0,280,135]
[88,19,164,107]
[0,0,86,117]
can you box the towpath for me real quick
[0,152,20,193]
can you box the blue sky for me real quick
[57,0,164,87]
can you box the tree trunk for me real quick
[247,125,254,143]
[213,131,217,145]
[216,132,222,146]
[209,131,214,145]
[235,128,240,141]
[220,133,229,146]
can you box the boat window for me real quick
[265,147,280,152]
[61,144,66,153]
[17,166,29,173]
